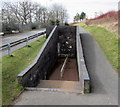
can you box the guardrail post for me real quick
[7,43,11,55]
[36,34,39,39]
[26,37,28,46]
[37,33,39,37]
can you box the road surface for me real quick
[14,26,118,105]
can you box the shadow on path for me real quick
[81,33,107,94]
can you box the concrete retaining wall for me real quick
[76,26,90,93]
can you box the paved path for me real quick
[0,29,46,57]
[14,27,118,105]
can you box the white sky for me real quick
[32,0,119,22]
[1,0,119,22]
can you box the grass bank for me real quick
[79,24,119,71]
[2,36,46,105]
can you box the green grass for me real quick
[2,36,46,105]
[79,24,119,72]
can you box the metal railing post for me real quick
[7,43,11,55]
[36,34,39,40]
[26,37,28,46]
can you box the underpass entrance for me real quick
[18,26,90,94]
[35,26,81,93]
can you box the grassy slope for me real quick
[79,24,119,71]
[2,36,46,105]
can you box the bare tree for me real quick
[2,1,68,29]
[34,4,42,23]
[18,1,31,24]
[49,4,68,24]
[2,3,19,24]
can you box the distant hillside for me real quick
[85,11,118,35]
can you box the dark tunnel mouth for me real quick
[45,26,79,82]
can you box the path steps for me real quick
[25,80,83,94]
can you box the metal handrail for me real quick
[60,55,68,78]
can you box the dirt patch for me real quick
[48,58,79,81]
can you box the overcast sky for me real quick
[1,0,119,22]
[33,0,119,22]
